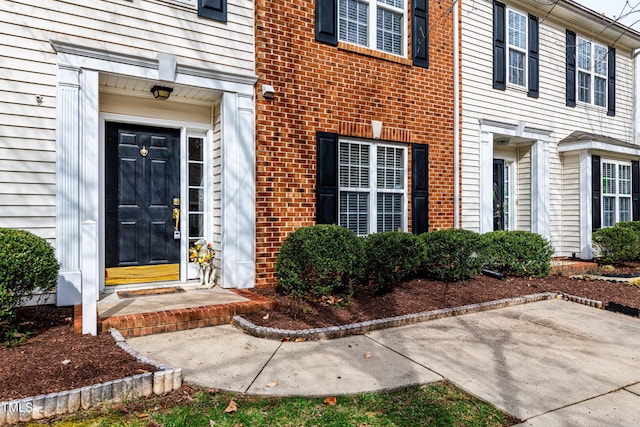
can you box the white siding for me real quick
[0,0,254,243]
[461,0,637,255]
[560,153,581,255]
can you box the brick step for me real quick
[550,260,598,276]
[97,289,275,338]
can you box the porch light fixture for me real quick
[496,138,510,146]
[150,85,173,100]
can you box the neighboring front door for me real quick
[493,159,505,231]
[105,122,181,284]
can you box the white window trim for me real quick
[159,0,196,8]
[576,36,608,108]
[506,7,528,88]
[339,0,408,57]
[601,159,632,227]
[338,138,408,235]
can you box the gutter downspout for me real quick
[634,49,640,146]
[453,0,460,229]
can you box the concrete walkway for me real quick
[127,299,640,425]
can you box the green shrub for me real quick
[593,226,640,265]
[616,221,640,244]
[0,228,59,330]
[482,230,554,277]
[418,229,485,282]
[361,231,421,294]
[275,225,363,300]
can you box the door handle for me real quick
[172,208,180,230]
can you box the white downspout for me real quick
[634,49,640,145]
[453,0,460,228]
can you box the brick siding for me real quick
[254,0,457,287]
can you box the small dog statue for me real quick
[189,240,217,289]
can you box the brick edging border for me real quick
[0,329,182,425]
[232,292,606,341]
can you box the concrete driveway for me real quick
[128,299,640,425]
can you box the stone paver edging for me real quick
[0,329,182,425]
[232,292,575,341]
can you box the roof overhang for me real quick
[559,131,640,156]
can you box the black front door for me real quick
[493,159,505,231]
[105,122,180,269]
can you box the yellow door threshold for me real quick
[105,264,179,285]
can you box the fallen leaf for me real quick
[294,337,305,342]
[263,313,270,320]
[209,420,216,426]
[137,413,148,418]
[363,352,372,359]
[225,400,238,413]
[265,381,278,388]
[281,337,291,342]
[324,396,337,406]
[61,359,72,365]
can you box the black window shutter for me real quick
[412,0,429,68]
[527,14,539,98]
[633,160,640,221]
[412,144,429,234]
[198,0,227,22]
[493,1,506,90]
[316,0,338,46]
[566,30,576,107]
[316,132,339,224]
[592,155,601,231]
[607,47,616,116]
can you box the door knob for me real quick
[172,208,180,231]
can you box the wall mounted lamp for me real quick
[151,85,174,100]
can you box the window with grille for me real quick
[602,160,631,227]
[339,140,407,235]
[339,0,406,56]
[507,9,527,87]
[577,37,608,107]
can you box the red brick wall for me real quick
[255,0,457,287]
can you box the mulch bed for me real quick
[0,306,157,401]
[2,262,640,403]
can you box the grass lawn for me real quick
[29,382,518,427]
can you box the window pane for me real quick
[189,213,204,237]
[378,0,402,8]
[508,11,526,49]
[620,197,631,223]
[577,38,591,70]
[340,142,369,188]
[377,193,402,232]
[594,77,606,107]
[189,188,204,212]
[578,71,590,103]
[339,0,368,46]
[603,196,615,227]
[376,146,404,189]
[376,9,402,55]
[508,49,525,86]
[339,192,369,235]
[619,164,631,195]
[189,137,203,161]
[189,163,203,187]
[602,163,616,194]
[594,45,608,76]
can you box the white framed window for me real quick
[338,139,407,235]
[577,37,608,107]
[602,160,631,227]
[338,0,406,56]
[507,8,527,87]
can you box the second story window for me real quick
[507,9,527,87]
[338,0,406,56]
[577,37,608,107]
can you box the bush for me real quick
[275,225,363,300]
[418,229,485,282]
[361,231,421,294]
[593,226,640,265]
[0,228,59,329]
[616,221,640,244]
[482,230,554,277]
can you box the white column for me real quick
[220,92,255,288]
[580,150,593,259]
[479,131,494,233]
[55,65,82,306]
[531,139,550,238]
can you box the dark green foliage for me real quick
[275,225,363,299]
[482,230,554,277]
[593,226,640,265]
[615,221,640,243]
[418,229,485,282]
[361,231,421,294]
[0,228,59,331]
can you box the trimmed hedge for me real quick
[418,229,485,282]
[593,226,640,265]
[361,231,421,294]
[275,225,363,299]
[482,230,554,277]
[0,228,59,329]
